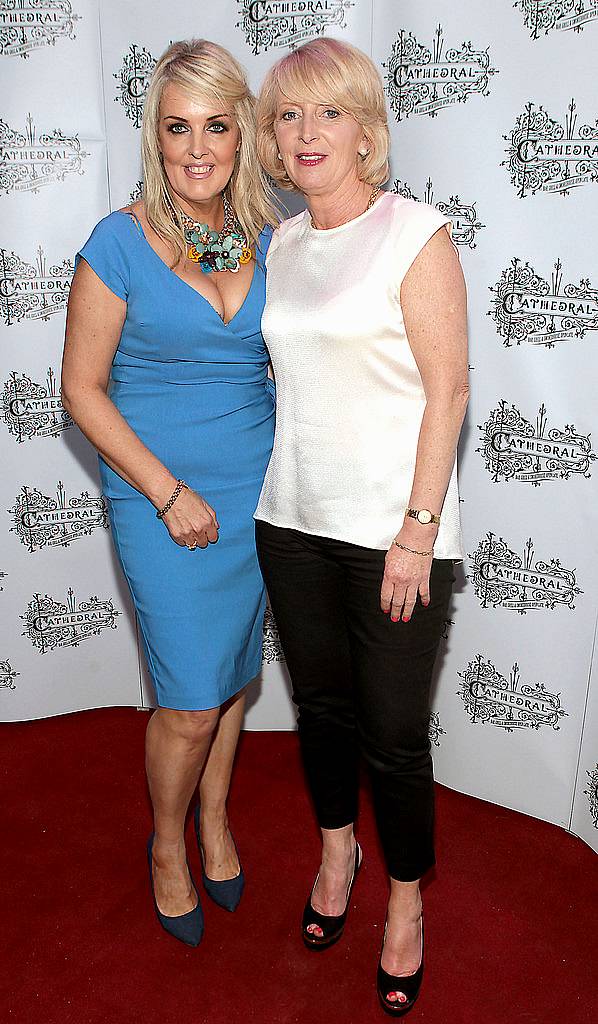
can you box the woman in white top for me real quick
[255,38,468,1015]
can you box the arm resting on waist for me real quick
[62,259,178,509]
[61,259,219,549]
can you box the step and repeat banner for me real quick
[1,1,597,853]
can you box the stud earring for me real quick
[277,152,283,160]
[358,148,370,158]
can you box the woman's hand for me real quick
[162,487,219,549]
[380,527,434,622]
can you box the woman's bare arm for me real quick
[401,226,469,524]
[62,260,176,503]
[380,226,469,621]
[62,259,219,547]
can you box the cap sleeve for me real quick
[75,213,131,301]
[256,223,274,270]
[393,199,453,291]
[264,225,282,266]
[264,209,305,267]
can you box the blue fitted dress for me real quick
[76,212,274,710]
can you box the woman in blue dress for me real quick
[62,39,278,947]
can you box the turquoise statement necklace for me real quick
[181,193,252,274]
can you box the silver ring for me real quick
[187,542,197,550]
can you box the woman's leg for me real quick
[145,706,220,916]
[255,521,359,922]
[383,878,423,998]
[340,552,454,983]
[310,824,357,929]
[198,689,246,880]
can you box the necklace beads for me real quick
[181,193,252,274]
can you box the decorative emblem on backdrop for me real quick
[0,246,73,325]
[22,588,120,654]
[504,100,598,197]
[428,712,445,747]
[262,605,285,664]
[0,659,18,691]
[9,481,108,551]
[489,258,598,347]
[383,25,498,121]
[478,402,596,485]
[392,178,484,248]
[0,114,88,193]
[468,533,581,613]
[585,764,598,828]
[236,0,354,55]
[0,1,80,58]
[458,656,567,732]
[128,181,143,204]
[114,45,157,128]
[2,368,74,442]
[514,0,598,38]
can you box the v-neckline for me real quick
[118,210,258,329]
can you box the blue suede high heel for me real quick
[193,804,245,912]
[147,834,204,947]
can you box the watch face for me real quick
[417,509,432,525]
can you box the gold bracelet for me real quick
[393,541,434,557]
[156,479,187,519]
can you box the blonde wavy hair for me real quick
[141,39,279,264]
[257,37,390,191]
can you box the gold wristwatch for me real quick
[406,507,441,526]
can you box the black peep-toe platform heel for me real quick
[377,915,424,1016]
[301,842,362,951]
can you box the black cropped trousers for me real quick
[255,520,454,882]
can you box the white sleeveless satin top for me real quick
[255,192,463,558]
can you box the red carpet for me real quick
[2,708,597,1024]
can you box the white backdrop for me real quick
[1,0,597,855]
